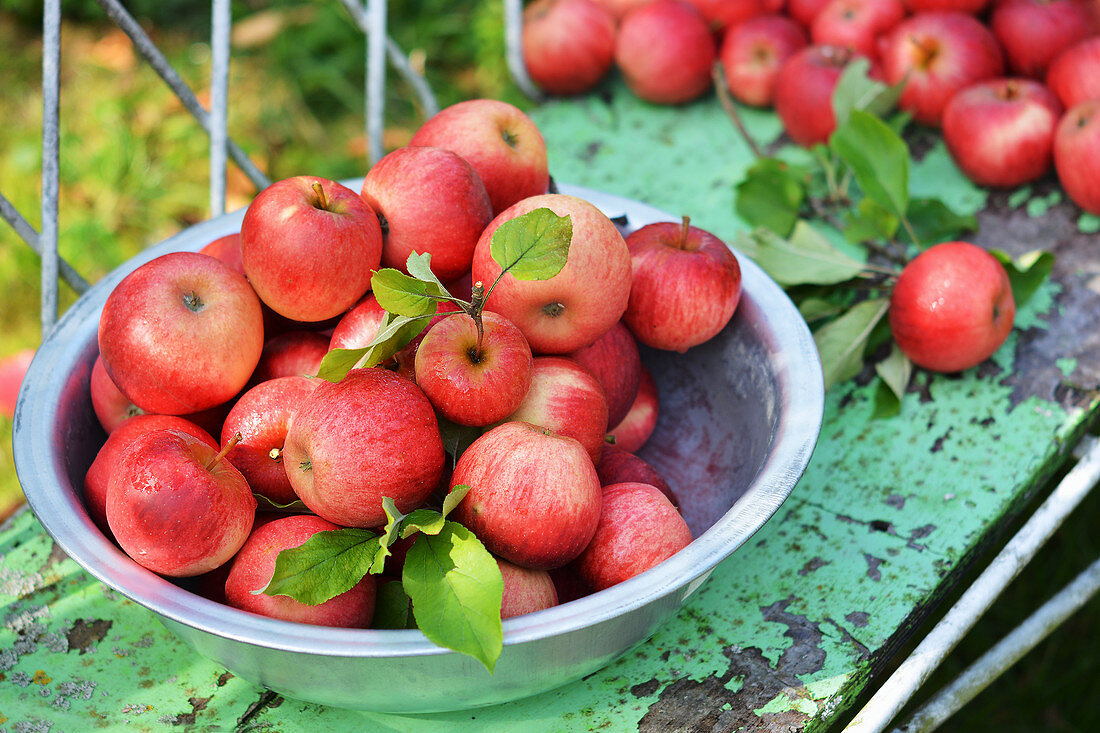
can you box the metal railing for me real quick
[3,2,1097,731]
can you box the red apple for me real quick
[409,99,550,215]
[591,0,654,18]
[89,355,143,433]
[684,0,767,31]
[249,330,329,385]
[360,146,493,283]
[522,0,617,96]
[472,193,633,354]
[1046,37,1100,110]
[608,363,659,453]
[991,0,1098,79]
[221,375,319,505]
[414,310,534,427]
[811,0,906,60]
[614,0,717,105]
[774,44,865,146]
[199,232,244,274]
[0,348,34,420]
[328,293,389,352]
[84,414,219,532]
[573,481,693,591]
[880,12,1005,127]
[902,0,989,12]
[98,251,265,415]
[106,428,256,576]
[942,78,1063,187]
[1054,99,1100,215]
[596,443,679,507]
[720,14,809,108]
[623,217,742,352]
[789,0,834,26]
[568,320,642,427]
[451,421,601,570]
[225,514,377,627]
[507,356,610,464]
[240,175,382,322]
[498,558,559,618]
[889,241,1016,372]
[282,368,445,528]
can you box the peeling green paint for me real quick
[1057,358,1078,378]
[1079,213,1100,233]
[1027,190,1063,218]
[1008,186,1033,209]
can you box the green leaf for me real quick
[371,267,448,317]
[258,528,380,605]
[991,248,1054,308]
[799,296,847,324]
[831,57,903,129]
[830,109,910,222]
[373,580,416,629]
[441,484,472,519]
[734,158,807,237]
[403,522,504,672]
[843,198,899,244]
[373,498,410,574]
[405,251,453,296]
[873,342,912,419]
[401,509,447,537]
[813,298,890,390]
[437,415,484,460]
[490,207,572,281]
[905,198,978,246]
[736,221,867,286]
[314,312,429,382]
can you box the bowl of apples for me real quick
[14,141,822,710]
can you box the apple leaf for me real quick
[904,198,978,246]
[830,109,909,223]
[843,198,900,244]
[735,158,807,237]
[873,342,912,419]
[314,312,429,382]
[490,207,572,281]
[403,521,504,672]
[405,251,453,296]
[813,297,889,390]
[831,58,903,130]
[441,483,471,519]
[437,415,483,460]
[372,267,449,317]
[799,296,848,324]
[258,527,381,605]
[736,221,867,286]
[991,248,1054,308]
[373,580,417,629]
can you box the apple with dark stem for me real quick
[810,0,905,60]
[889,241,1016,372]
[106,429,256,576]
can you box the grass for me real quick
[1,5,1097,730]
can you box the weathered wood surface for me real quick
[3,82,1099,731]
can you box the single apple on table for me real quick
[451,421,602,570]
[225,514,377,627]
[415,309,533,427]
[879,11,1005,127]
[1046,38,1100,111]
[623,216,742,353]
[720,14,809,108]
[497,558,559,619]
[774,44,868,146]
[990,0,1098,79]
[221,375,319,505]
[573,481,693,592]
[240,175,382,323]
[473,193,633,354]
[889,241,1016,372]
[522,0,617,97]
[1054,99,1100,215]
[282,367,445,528]
[507,355,610,464]
[942,78,1063,188]
[106,428,256,577]
[98,251,265,416]
[608,363,660,453]
[409,99,549,216]
[568,320,642,428]
[360,145,493,283]
[614,0,717,106]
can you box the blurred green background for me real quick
[0,2,1095,731]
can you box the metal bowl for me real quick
[13,183,823,713]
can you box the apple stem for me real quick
[470,281,486,358]
[311,181,328,211]
[269,447,282,463]
[711,61,764,159]
[678,215,691,250]
[207,433,241,471]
